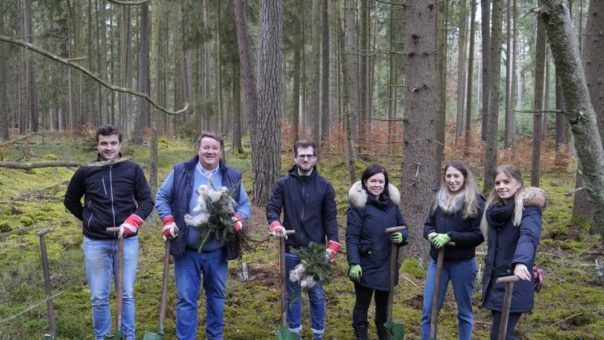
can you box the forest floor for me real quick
[0,132,603,339]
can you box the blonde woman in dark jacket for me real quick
[481,164,546,340]
[420,161,484,340]
[346,164,408,340]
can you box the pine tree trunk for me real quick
[504,0,513,148]
[0,3,9,141]
[540,0,604,242]
[135,5,149,145]
[456,0,468,143]
[22,0,38,132]
[480,0,491,142]
[310,0,321,149]
[401,0,441,259]
[531,20,546,187]
[464,0,477,156]
[321,0,330,147]
[483,0,504,192]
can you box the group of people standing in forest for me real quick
[64,125,546,340]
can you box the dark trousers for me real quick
[352,282,389,326]
[490,311,522,340]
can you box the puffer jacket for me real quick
[346,181,407,291]
[64,156,154,240]
[481,187,547,313]
[423,192,485,261]
[266,165,339,249]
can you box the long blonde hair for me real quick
[480,164,525,234]
[433,161,480,219]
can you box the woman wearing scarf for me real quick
[420,161,485,340]
[481,164,546,339]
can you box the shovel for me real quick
[276,230,297,340]
[429,241,455,340]
[143,240,171,340]
[495,275,519,340]
[384,226,407,340]
[105,227,125,340]
[38,229,57,340]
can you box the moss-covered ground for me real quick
[0,133,602,339]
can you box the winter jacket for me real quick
[423,193,485,261]
[266,165,339,249]
[481,187,546,313]
[346,181,407,291]
[64,156,154,240]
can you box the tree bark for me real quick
[22,0,38,132]
[539,0,604,242]
[255,0,284,206]
[320,0,330,147]
[456,0,468,143]
[0,3,9,141]
[483,0,504,192]
[464,0,477,156]
[135,4,150,145]
[310,0,321,149]
[480,0,491,142]
[531,20,546,187]
[401,0,441,259]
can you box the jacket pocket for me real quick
[359,240,374,256]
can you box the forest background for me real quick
[0,0,603,339]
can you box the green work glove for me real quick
[428,232,438,244]
[390,232,404,244]
[433,233,451,249]
[348,264,362,282]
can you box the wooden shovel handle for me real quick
[497,275,520,284]
[385,225,407,233]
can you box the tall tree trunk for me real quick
[359,0,370,153]
[483,0,504,192]
[343,0,359,181]
[120,7,130,133]
[255,0,284,205]
[232,61,243,153]
[532,20,546,186]
[540,0,604,242]
[135,3,150,145]
[504,0,513,148]
[401,0,441,259]
[310,0,321,149]
[464,0,477,155]
[0,3,9,141]
[456,0,469,143]
[149,0,160,193]
[291,39,301,145]
[328,0,339,134]
[572,0,604,229]
[22,0,38,132]
[480,0,491,141]
[436,0,448,156]
[320,0,330,147]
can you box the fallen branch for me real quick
[0,161,82,169]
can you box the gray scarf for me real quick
[437,187,464,214]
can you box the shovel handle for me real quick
[38,229,56,335]
[385,226,407,234]
[159,240,171,333]
[430,247,445,339]
[279,230,295,327]
[496,275,520,284]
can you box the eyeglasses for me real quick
[297,154,315,159]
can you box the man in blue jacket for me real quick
[267,139,341,340]
[155,131,251,340]
[64,124,154,340]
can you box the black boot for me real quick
[375,320,388,340]
[352,322,369,340]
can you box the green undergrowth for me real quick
[0,135,602,339]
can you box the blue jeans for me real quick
[286,252,325,340]
[83,236,138,340]
[420,257,477,340]
[174,247,228,340]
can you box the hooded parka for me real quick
[481,187,546,313]
[346,181,407,291]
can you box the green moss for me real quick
[400,258,426,279]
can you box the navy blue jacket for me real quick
[346,182,407,291]
[64,156,154,240]
[266,165,339,249]
[481,188,544,313]
[423,194,485,262]
[166,156,242,259]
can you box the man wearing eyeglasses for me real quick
[267,139,341,340]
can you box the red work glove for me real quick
[161,216,179,242]
[325,240,342,262]
[232,214,244,231]
[119,214,143,239]
[269,221,287,238]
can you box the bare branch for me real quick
[106,0,148,5]
[0,34,188,115]
[0,161,83,169]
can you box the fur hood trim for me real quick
[348,181,401,208]
[519,186,548,208]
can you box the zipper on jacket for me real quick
[109,166,116,227]
[102,177,108,196]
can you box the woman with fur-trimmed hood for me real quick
[346,164,408,340]
[481,164,547,340]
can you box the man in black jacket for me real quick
[64,125,153,340]
[267,139,340,340]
